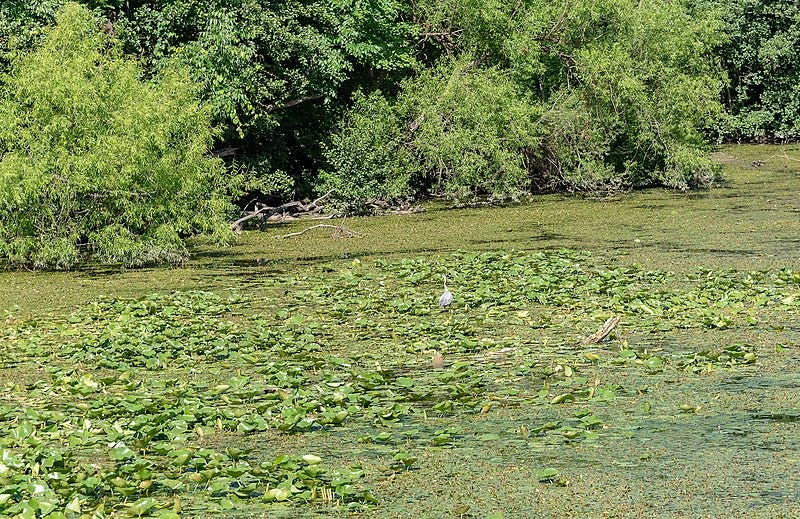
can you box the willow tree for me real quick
[0,3,232,269]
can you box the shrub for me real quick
[0,0,63,70]
[323,0,725,211]
[319,91,414,214]
[395,58,544,201]
[548,0,725,189]
[0,3,232,269]
[322,58,543,210]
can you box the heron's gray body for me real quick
[439,289,453,307]
[438,275,453,308]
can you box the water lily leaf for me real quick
[64,496,81,514]
[644,357,664,372]
[264,487,291,502]
[127,497,157,516]
[109,443,136,461]
[550,393,575,405]
[12,421,34,440]
[396,377,415,388]
[1,449,23,469]
[392,451,417,468]
[535,468,560,482]
[302,454,322,465]
[285,314,305,326]
[161,478,183,491]
[582,353,601,363]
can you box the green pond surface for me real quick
[1,144,799,518]
[4,146,800,312]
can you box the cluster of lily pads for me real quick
[0,363,377,517]
[1,249,798,515]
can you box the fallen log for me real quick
[231,190,333,231]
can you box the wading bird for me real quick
[438,274,453,309]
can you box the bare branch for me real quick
[212,147,240,158]
[281,224,360,239]
[230,190,335,231]
[264,95,323,113]
[581,316,621,345]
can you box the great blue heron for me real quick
[438,274,453,309]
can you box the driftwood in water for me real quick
[581,316,620,344]
[232,190,426,232]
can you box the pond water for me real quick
[1,144,798,517]
[3,145,799,313]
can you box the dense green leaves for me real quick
[0,0,63,67]
[322,58,543,210]
[711,0,800,140]
[324,0,725,210]
[0,3,232,268]
[319,90,412,212]
[3,248,799,514]
[113,0,418,198]
[0,0,793,243]
[2,0,735,218]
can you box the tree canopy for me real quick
[0,0,790,267]
[323,0,725,210]
[0,3,231,268]
[713,0,800,140]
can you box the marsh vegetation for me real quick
[1,145,798,517]
[2,1,798,515]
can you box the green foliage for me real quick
[0,0,64,68]
[0,290,377,511]
[323,59,543,210]
[554,0,724,189]
[5,0,767,219]
[3,247,799,513]
[0,3,232,269]
[114,0,418,199]
[710,0,800,140]
[325,0,725,210]
[2,1,420,204]
[324,55,545,209]
[395,59,543,200]
[320,91,413,213]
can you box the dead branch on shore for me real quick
[231,190,333,231]
[363,199,425,215]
